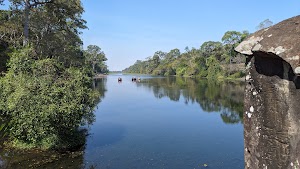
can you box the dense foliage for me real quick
[123,30,249,79]
[0,0,107,149]
[84,45,108,74]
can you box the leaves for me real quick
[0,0,106,149]
[84,45,108,74]
[0,47,99,148]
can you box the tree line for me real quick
[123,30,249,79]
[0,0,107,150]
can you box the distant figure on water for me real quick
[132,77,141,82]
[118,77,122,82]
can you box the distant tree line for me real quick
[0,0,107,150]
[123,30,249,79]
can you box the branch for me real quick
[30,0,54,7]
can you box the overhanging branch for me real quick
[30,0,54,7]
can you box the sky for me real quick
[2,1,300,71]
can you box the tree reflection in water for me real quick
[136,77,244,124]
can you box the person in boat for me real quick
[118,77,122,82]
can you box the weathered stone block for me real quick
[236,15,300,169]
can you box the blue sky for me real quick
[81,0,300,71]
[2,1,300,71]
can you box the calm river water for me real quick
[0,74,245,169]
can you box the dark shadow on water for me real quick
[0,117,88,169]
[88,123,126,148]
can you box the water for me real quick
[0,75,245,169]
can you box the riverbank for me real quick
[94,73,107,79]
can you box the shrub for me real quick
[206,56,223,79]
[0,47,98,149]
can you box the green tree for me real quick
[166,48,180,60]
[222,31,248,64]
[6,0,86,63]
[8,0,55,45]
[206,56,222,79]
[0,47,98,149]
[200,41,223,62]
[0,0,103,150]
[84,45,107,74]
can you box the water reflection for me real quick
[0,78,108,169]
[83,75,244,169]
[137,77,244,124]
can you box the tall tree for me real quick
[85,45,107,73]
[8,0,86,49]
[0,0,103,149]
[200,41,223,62]
[9,0,54,45]
[221,31,248,63]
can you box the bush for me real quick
[229,71,245,78]
[0,47,98,149]
[176,67,187,76]
[206,56,223,79]
[164,67,176,76]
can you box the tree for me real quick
[200,41,223,61]
[0,0,103,149]
[154,51,167,60]
[0,47,98,149]
[222,31,248,63]
[0,9,24,47]
[84,45,107,73]
[222,31,242,46]
[9,0,54,45]
[256,19,273,30]
[165,48,180,62]
[8,0,86,49]
[184,46,190,53]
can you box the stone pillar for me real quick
[235,15,300,169]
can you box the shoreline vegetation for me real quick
[123,31,249,79]
[94,73,108,79]
[0,1,108,151]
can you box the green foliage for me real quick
[84,45,108,74]
[206,56,223,79]
[176,66,187,76]
[0,47,98,149]
[229,71,245,79]
[123,30,248,79]
[0,0,108,150]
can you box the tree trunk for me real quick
[92,62,95,73]
[24,0,30,45]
